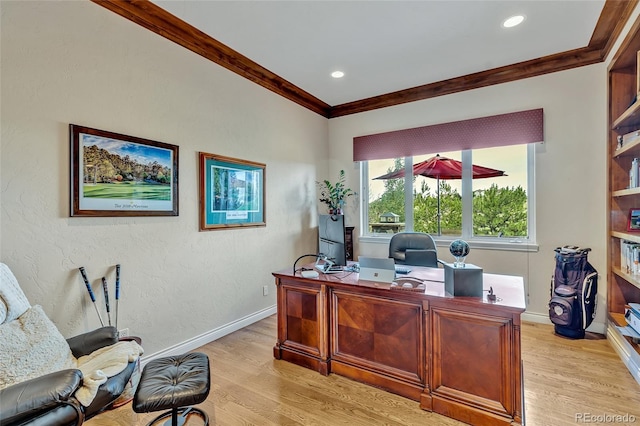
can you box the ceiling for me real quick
[153,0,604,106]
[95,0,636,117]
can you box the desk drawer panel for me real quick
[331,290,424,382]
[431,306,516,418]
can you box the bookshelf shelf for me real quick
[612,231,640,244]
[612,100,640,130]
[612,266,640,290]
[613,187,640,197]
[608,314,640,356]
[614,134,640,157]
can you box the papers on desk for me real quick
[617,325,640,338]
[424,281,446,297]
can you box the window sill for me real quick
[358,235,539,253]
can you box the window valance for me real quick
[353,108,543,162]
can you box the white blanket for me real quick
[0,305,75,390]
[74,340,144,406]
[0,263,31,324]
[0,305,143,407]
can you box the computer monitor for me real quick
[318,214,346,266]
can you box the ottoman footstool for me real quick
[133,352,211,426]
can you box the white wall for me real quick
[0,1,327,354]
[328,65,607,328]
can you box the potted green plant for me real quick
[316,169,356,214]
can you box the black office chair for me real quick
[389,232,440,267]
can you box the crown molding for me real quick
[329,47,602,118]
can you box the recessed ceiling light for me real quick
[503,15,525,28]
[331,71,345,79]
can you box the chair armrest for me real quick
[67,326,118,358]
[0,369,83,425]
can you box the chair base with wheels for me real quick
[144,406,208,426]
[133,352,210,426]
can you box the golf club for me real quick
[78,267,104,327]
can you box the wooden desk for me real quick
[272,264,525,425]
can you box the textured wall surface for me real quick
[1,1,327,355]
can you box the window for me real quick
[354,109,542,247]
[362,144,534,243]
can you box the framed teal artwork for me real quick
[199,152,265,231]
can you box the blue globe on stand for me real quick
[449,239,470,268]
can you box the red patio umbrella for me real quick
[374,154,507,235]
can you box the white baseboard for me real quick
[521,311,606,334]
[140,305,277,366]
[607,322,640,384]
[521,311,552,325]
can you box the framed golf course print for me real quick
[70,124,179,217]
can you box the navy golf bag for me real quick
[548,246,598,339]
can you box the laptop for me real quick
[358,256,396,283]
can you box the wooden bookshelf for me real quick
[608,13,640,385]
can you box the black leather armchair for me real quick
[0,326,136,426]
[389,232,440,267]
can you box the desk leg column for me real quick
[273,277,285,360]
[513,321,523,426]
[318,284,330,376]
[420,301,433,411]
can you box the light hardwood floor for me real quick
[88,316,640,426]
